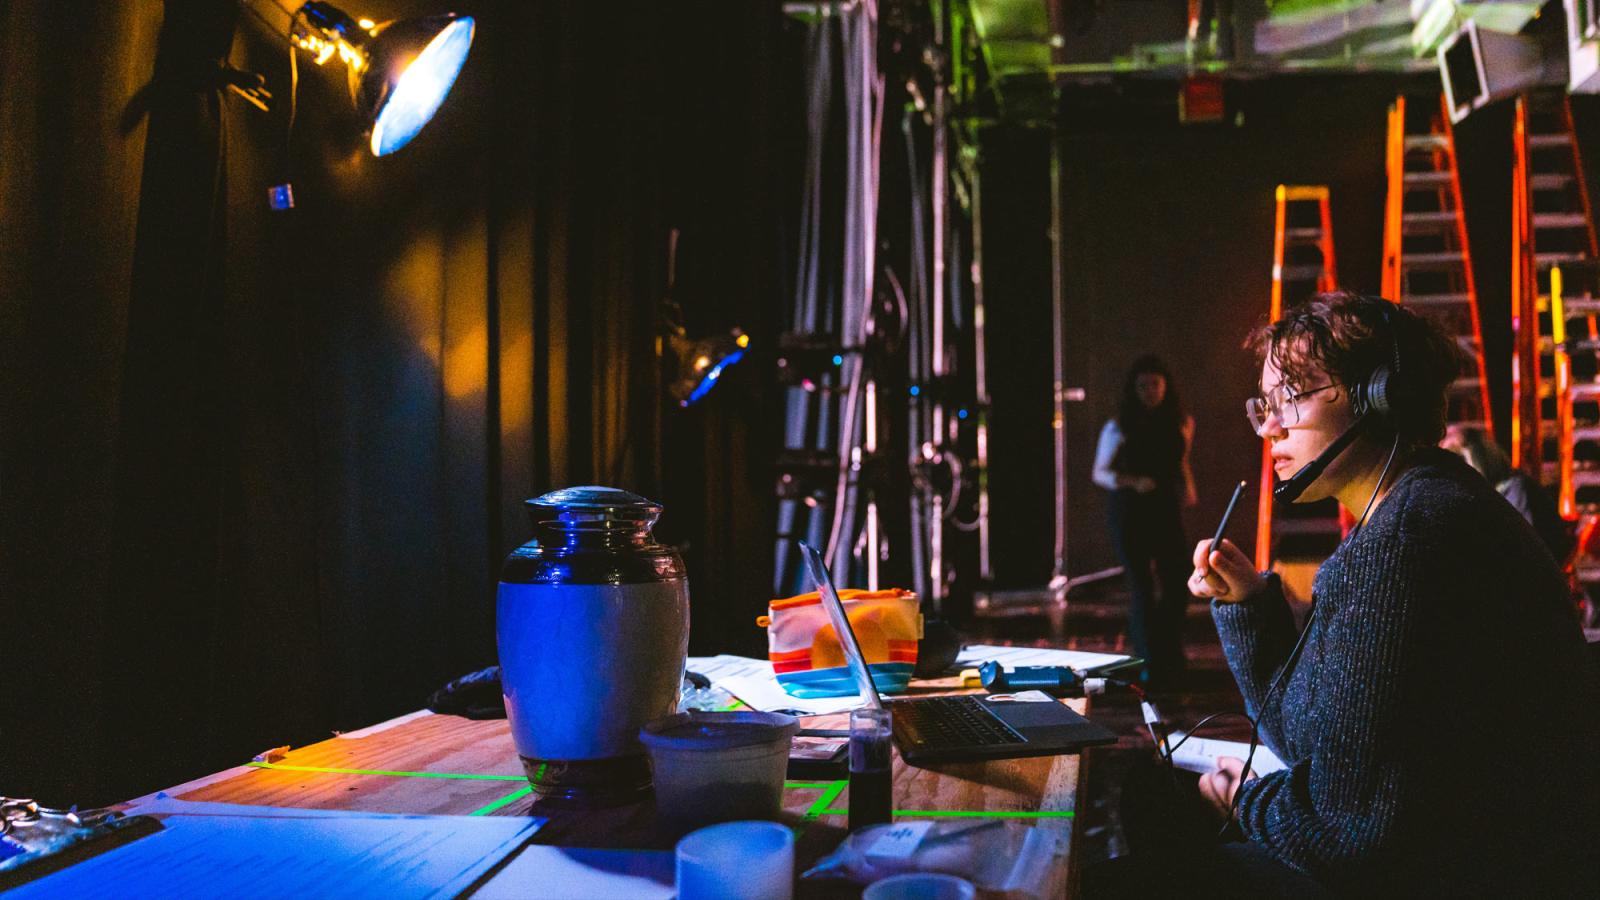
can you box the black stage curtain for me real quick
[1,0,790,806]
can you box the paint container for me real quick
[862,873,976,900]
[640,710,799,836]
[676,820,794,900]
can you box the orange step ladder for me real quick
[1255,185,1346,571]
[1381,94,1492,433]
[1512,91,1600,590]
[1512,91,1600,486]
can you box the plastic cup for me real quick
[639,710,799,835]
[676,820,794,900]
[863,873,978,900]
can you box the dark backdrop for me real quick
[2,0,791,806]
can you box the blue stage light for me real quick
[370,17,475,156]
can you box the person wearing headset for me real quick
[1189,291,1600,895]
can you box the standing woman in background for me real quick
[1093,355,1199,687]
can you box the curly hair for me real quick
[1247,291,1462,447]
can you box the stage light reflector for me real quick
[667,330,749,407]
[365,15,475,156]
[294,2,475,156]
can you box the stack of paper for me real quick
[6,797,542,899]
[1162,731,1288,777]
[954,644,1132,672]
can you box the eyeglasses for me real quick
[1245,383,1339,434]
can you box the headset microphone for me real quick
[1273,414,1370,502]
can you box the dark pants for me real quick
[1108,489,1190,682]
[1085,761,1335,899]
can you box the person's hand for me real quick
[1128,476,1157,493]
[1197,756,1256,820]
[1188,538,1262,602]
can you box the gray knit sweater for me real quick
[1214,449,1600,895]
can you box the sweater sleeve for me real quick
[1091,420,1122,491]
[1231,533,1428,883]
[1211,572,1299,752]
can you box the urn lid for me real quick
[525,485,662,530]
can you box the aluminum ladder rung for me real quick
[1569,381,1600,400]
[1537,252,1590,269]
[1401,211,1458,230]
[1447,377,1481,394]
[1533,212,1590,229]
[1402,252,1466,270]
[1404,134,1450,153]
[1283,227,1324,243]
[1561,297,1600,316]
[1403,171,1451,188]
[1529,133,1574,150]
[1279,264,1326,281]
[1572,426,1600,442]
[1531,174,1575,190]
[1402,292,1472,307]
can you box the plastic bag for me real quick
[800,819,1065,899]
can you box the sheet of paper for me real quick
[6,802,541,900]
[955,644,1133,672]
[1163,730,1288,777]
[122,794,482,820]
[474,845,674,899]
[685,654,773,683]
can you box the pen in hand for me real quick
[1209,479,1248,559]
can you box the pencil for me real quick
[1210,480,1248,551]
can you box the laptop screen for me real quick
[799,542,884,710]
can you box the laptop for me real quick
[800,543,1117,766]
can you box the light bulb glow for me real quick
[370,17,475,157]
[683,349,746,406]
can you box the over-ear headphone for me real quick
[1347,298,1404,421]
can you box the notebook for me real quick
[799,543,1117,766]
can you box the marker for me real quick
[1210,480,1248,554]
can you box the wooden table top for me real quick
[136,685,1090,898]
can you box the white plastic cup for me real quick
[675,820,794,900]
[640,711,799,835]
[862,873,978,900]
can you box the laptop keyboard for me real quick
[890,695,1026,749]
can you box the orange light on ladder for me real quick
[1553,267,1577,519]
[1381,97,1405,302]
[1511,96,1536,473]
